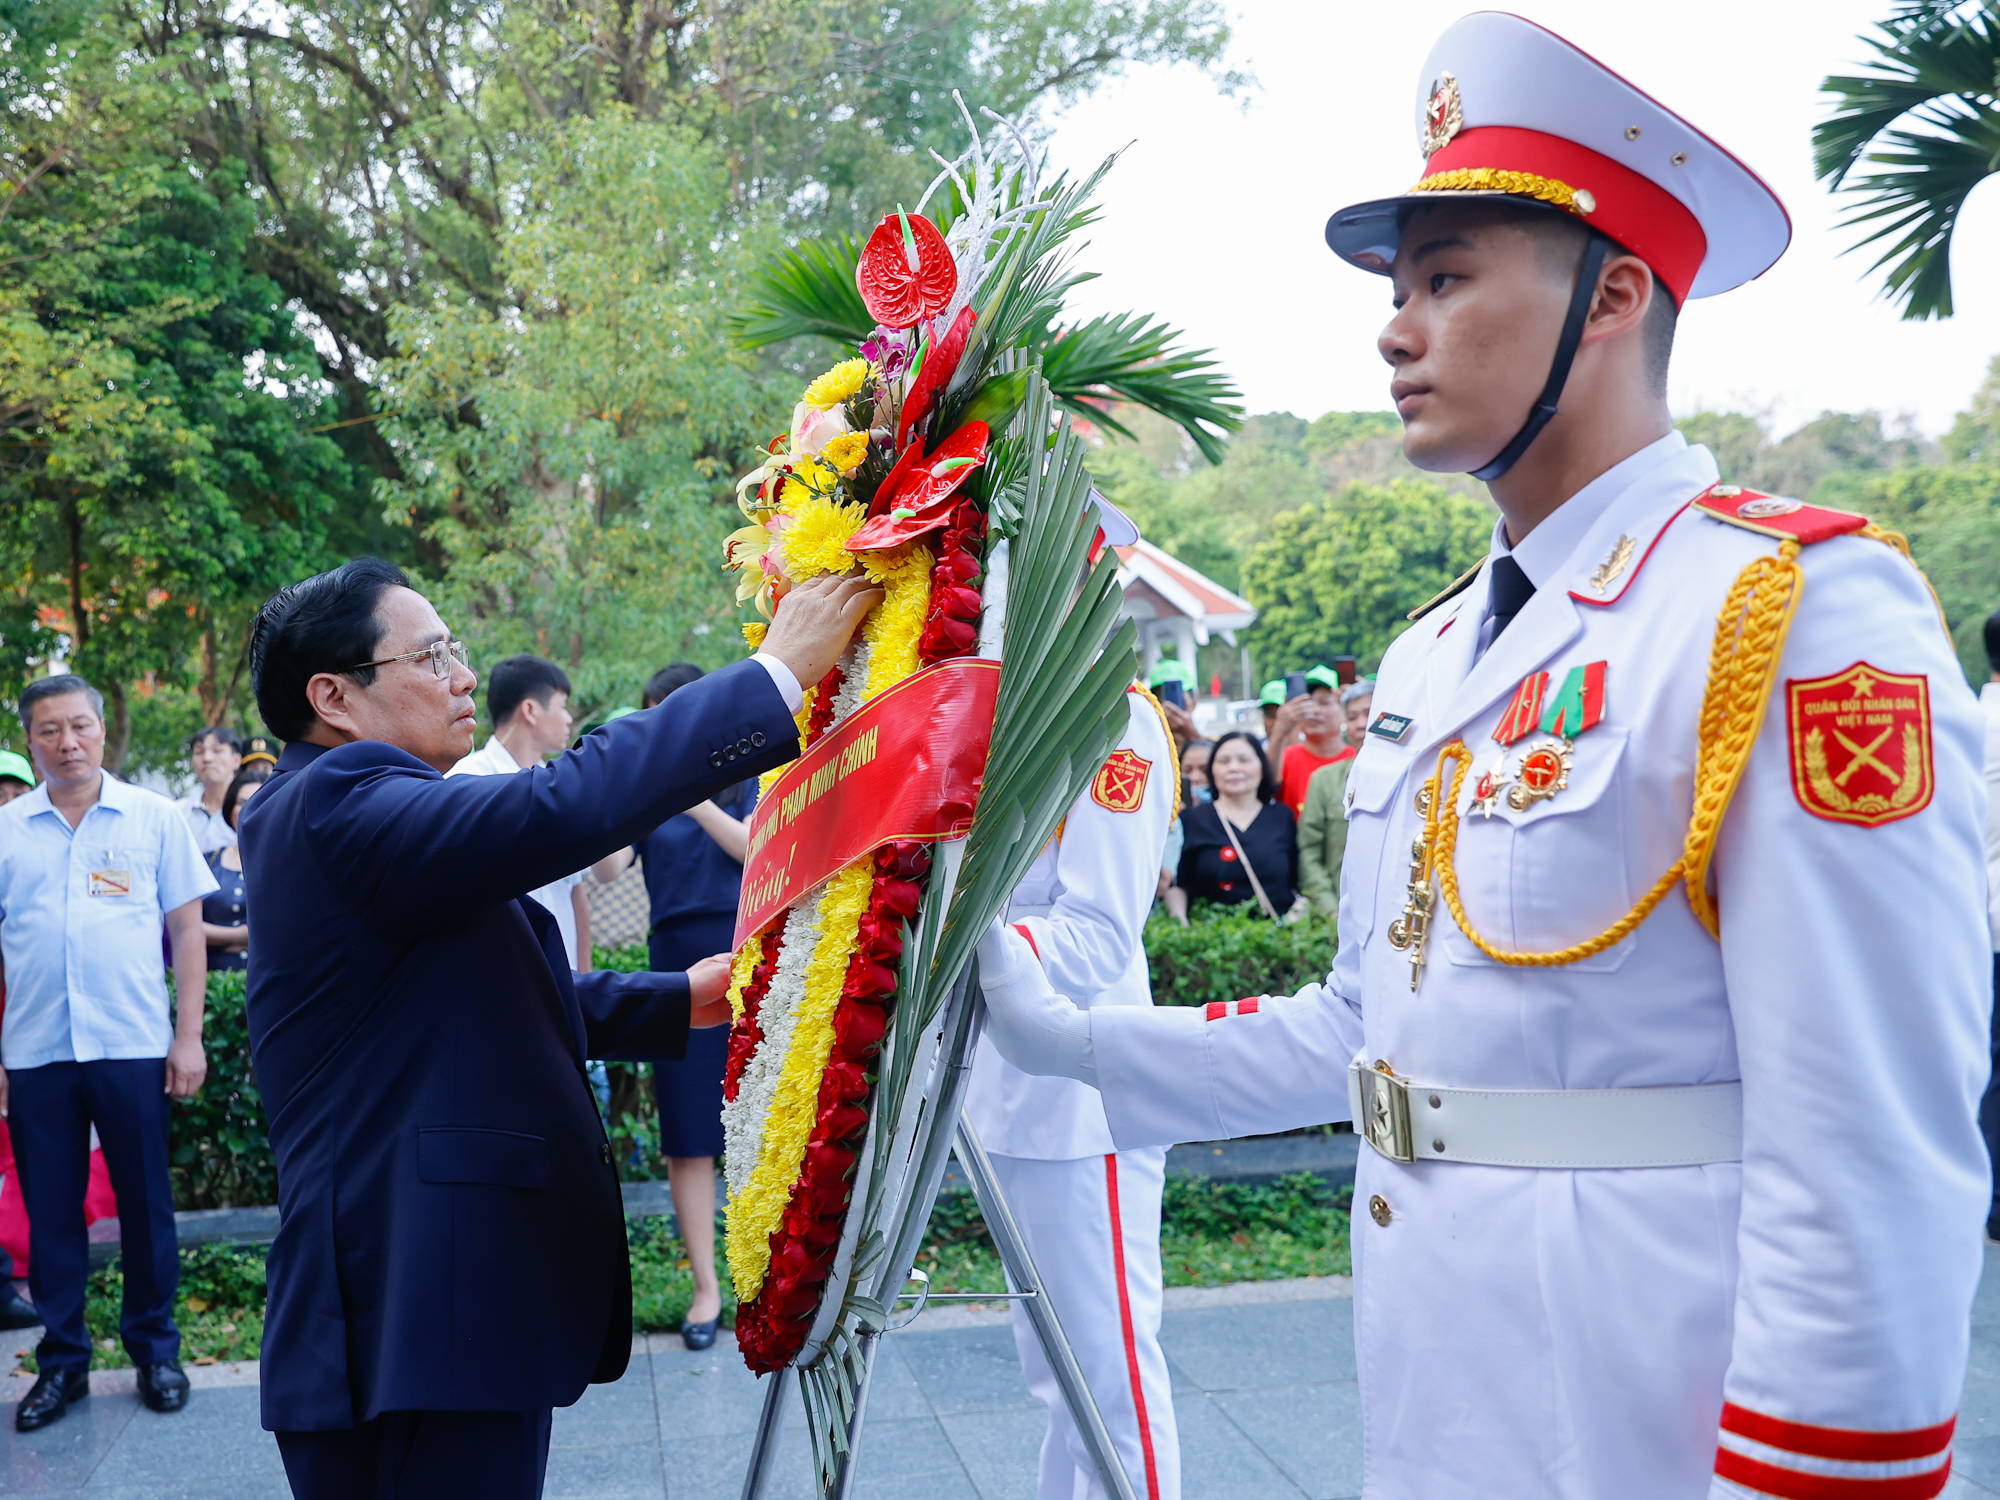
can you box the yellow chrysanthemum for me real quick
[803,358,870,412]
[727,858,876,1301]
[778,456,837,513]
[780,493,866,581]
[822,430,870,477]
[726,939,761,1024]
[740,621,767,651]
[860,545,933,699]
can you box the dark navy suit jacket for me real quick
[240,660,796,1431]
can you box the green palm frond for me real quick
[732,156,1241,460]
[1042,311,1241,465]
[1814,2,2000,320]
[727,233,873,347]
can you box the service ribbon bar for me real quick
[733,657,1000,949]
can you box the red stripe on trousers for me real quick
[1720,1404,1955,1463]
[1713,1447,1951,1500]
[1104,1154,1161,1500]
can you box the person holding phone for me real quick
[1275,666,1353,818]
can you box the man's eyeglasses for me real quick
[343,639,471,680]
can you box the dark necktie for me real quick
[1488,554,1535,640]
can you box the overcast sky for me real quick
[1044,0,2000,440]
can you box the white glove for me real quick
[975,920,1096,1084]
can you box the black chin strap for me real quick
[1471,233,1609,483]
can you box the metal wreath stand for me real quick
[739,964,1138,1500]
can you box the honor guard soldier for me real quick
[964,501,1184,1500]
[974,14,1990,1500]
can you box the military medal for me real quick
[1469,766,1505,818]
[1506,741,1573,810]
[1491,661,1607,810]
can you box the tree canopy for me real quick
[0,0,1239,762]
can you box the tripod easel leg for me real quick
[955,1120,1140,1500]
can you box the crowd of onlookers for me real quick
[1151,661,1373,926]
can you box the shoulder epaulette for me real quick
[1407,558,1485,622]
[1692,484,1869,546]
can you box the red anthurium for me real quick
[846,421,990,553]
[896,305,977,453]
[856,211,956,329]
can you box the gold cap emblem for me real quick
[1422,72,1464,158]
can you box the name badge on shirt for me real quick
[89,867,132,897]
[1367,712,1415,744]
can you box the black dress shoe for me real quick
[681,1317,719,1351]
[0,1291,40,1330]
[14,1367,87,1432]
[136,1361,190,1414]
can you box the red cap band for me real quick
[1419,127,1707,304]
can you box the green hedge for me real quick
[161,915,1340,1211]
[1144,904,1336,1008]
[170,971,275,1210]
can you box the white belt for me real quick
[1347,1060,1742,1169]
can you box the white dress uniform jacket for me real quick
[1079,437,1989,1499]
[964,689,1175,1159]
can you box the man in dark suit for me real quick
[240,557,877,1499]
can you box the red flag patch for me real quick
[1091,749,1152,814]
[1785,662,1933,827]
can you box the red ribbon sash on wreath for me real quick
[733,658,1001,949]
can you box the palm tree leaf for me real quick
[1813,2,2000,319]
[1040,311,1243,464]
[1815,6,2000,186]
[729,233,873,348]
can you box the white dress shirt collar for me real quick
[1491,430,1688,586]
[1475,431,1688,659]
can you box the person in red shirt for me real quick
[1277,667,1354,816]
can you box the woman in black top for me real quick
[200,769,268,969]
[1177,731,1301,916]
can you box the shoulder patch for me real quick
[1407,558,1485,622]
[1091,749,1152,813]
[1694,484,1869,546]
[1785,662,1933,827]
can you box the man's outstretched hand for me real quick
[760,571,884,691]
[689,953,737,1029]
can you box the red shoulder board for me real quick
[1693,485,1869,546]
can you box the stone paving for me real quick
[4,1248,2000,1498]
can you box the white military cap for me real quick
[1325,11,1790,303]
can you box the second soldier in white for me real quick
[963,664,1181,1500]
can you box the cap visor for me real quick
[1325,191,1581,276]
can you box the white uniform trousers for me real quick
[987,1147,1178,1500]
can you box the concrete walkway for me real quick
[4,1248,1999,1498]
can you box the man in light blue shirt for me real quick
[0,673,215,1432]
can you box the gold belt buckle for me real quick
[1357,1060,1415,1164]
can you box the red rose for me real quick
[936,584,983,621]
[820,1058,871,1102]
[833,1002,888,1052]
[803,1140,856,1179]
[816,1101,869,1142]
[935,549,981,585]
[874,877,923,916]
[921,616,979,656]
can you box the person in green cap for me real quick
[0,749,34,805]
[1258,679,1288,745]
[1274,666,1353,818]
